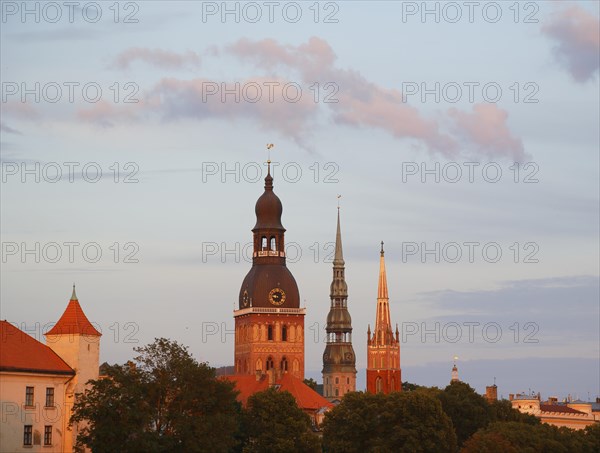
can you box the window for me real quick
[282,325,287,341]
[347,377,350,384]
[335,388,339,397]
[25,387,34,406]
[44,426,52,446]
[45,388,54,407]
[281,357,288,371]
[266,356,274,371]
[376,377,383,393]
[270,237,277,251]
[335,377,339,384]
[267,325,273,341]
[261,237,267,250]
[23,425,32,446]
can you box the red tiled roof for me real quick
[222,373,333,411]
[540,404,585,414]
[0,321,74,375]
[45,299,101,336]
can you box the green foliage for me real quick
[303,378,318,391]
[241,388,321,453]
[71,338,240,453]
[322,391,456,453]
[437,381,493,446]
[461,421,600,453]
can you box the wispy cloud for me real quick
[0,122,22,135]
[542,5,600,83]
[112,48,201,70]
[226,37,524,160]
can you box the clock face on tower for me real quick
[268,287,286,306]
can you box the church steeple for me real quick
[322,205,356,401]
[374,242,392,345]
[367,243,401,394]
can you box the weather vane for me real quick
[337,194,342,209]
[266,143,274,163]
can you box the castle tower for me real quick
[367,243,401,394]
[45,285,101,452]
[322,208,356,401]
[235,161,305,379]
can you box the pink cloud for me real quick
[77,100,141,127]
[542,5,600,83]
[112,48,201,70]
[227,37,523,159]
[449,104,526,161]
[146,77,319,149]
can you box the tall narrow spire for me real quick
[333,208,344,266]
[375,242,391,340]
[322,206,356,400]
[71,283,78,301]
[367,244,401,394]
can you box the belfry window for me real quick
[261,237,267,250]
[270,237,277,251]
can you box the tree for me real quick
[489,399,539,425]
[71,338,241,453]
[303,378,318,391]
[461,421,600,453]
[322,391,456,453]
[437,381,492,446]
[241,388,320,453]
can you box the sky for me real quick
[1,1,599,400]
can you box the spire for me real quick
[71,283,78,301]
[378,242,388,299]
[333,206,344,266]
[374,242,392,344]
[265,144,274,190]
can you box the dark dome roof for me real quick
[239,264,300,309]
[253,171,285,231]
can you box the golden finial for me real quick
[337,194,341,210]
[266,143,274,164]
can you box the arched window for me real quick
[266,356,274,371]
[267,325,273,341]
[270,237,277,251]
[335,377,339,384]
[261,237,267,250]
[282,325,287,341]
[256,358,263,372]
[347,377,350,384]
[281,357,288,372]
[376,377,383,393]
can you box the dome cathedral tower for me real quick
[235,160,305,379]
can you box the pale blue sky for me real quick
[1,1,598,398]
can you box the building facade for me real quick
[366,243,401,394]
[510,394,600,430]
[0,286,100,453]
[234,161,305,380]
[322,209,357,402]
